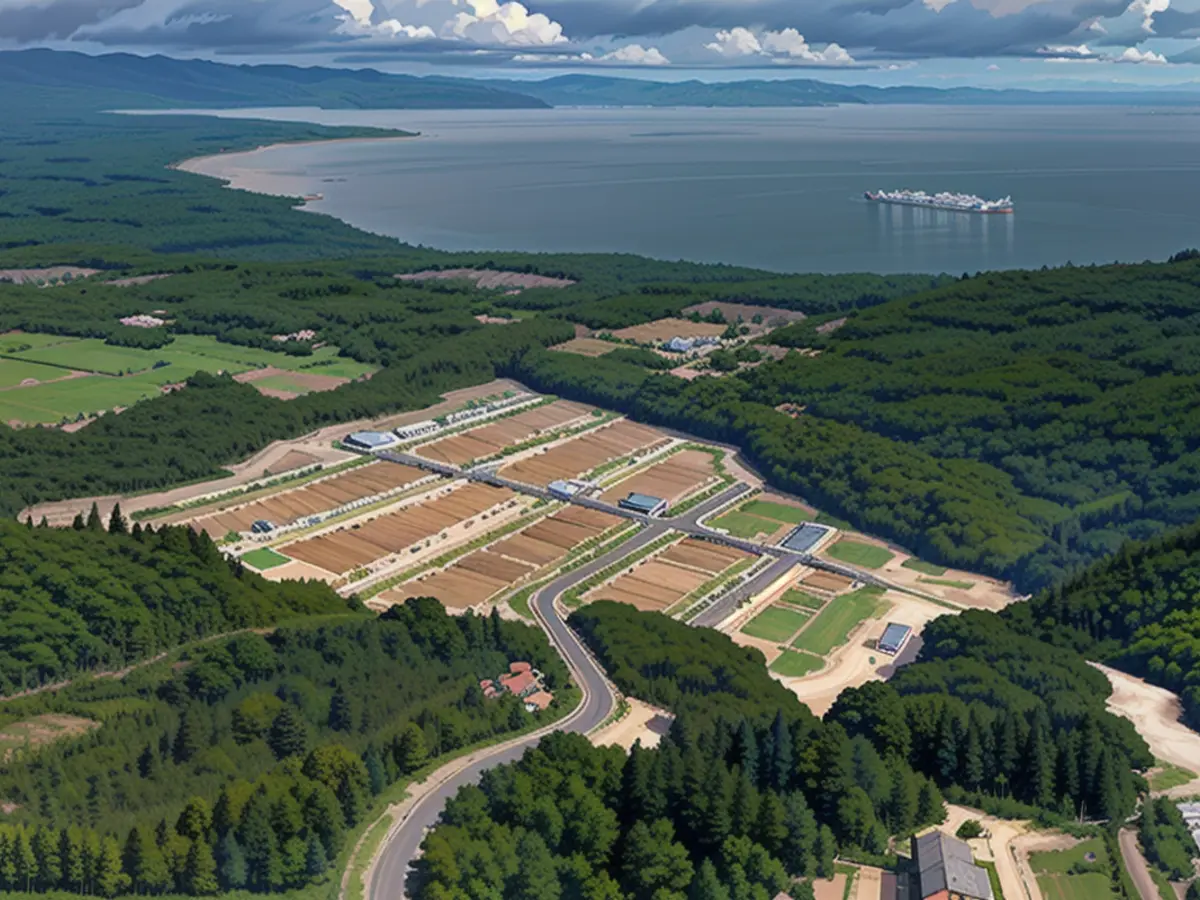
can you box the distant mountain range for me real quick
[6,49,1200,111]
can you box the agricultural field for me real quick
[769,650,825,678]
[240,547,292,571]
[680,301,805,330]
[710,497,814,540]
[600,449,718,506]
[0,333,376,424]
[189,461,430,536]
[741,605,812,643]
[282,483,514,576]
[824,539,896,569]
[550,338,619,358]
[791,587,888,656]
[0,358,70,388]
[612,318,727,344]
[1031,838,1115,900]
[389,506,623,610]
[500,419,667,486]
[801,571,856,593]
[588,537,752,612]
[416,399,594,465]
[781,588,826,611]
[232,367,365,399]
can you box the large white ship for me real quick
[865,189,1014,214]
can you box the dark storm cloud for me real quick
[0,0,141,41]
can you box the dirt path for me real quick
[854,865,882,900]
[589,697,674,752]
[1094,663,1200,796]
[1119,829,1159,900]
[20,378,523,525]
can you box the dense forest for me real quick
[0,516,348,694]
[1009,518,1200,728]
[411,602,950,900]
[0,599,568,895]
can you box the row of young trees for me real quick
[0,598,570,895]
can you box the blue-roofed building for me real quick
[619,492,668,517]
[344,430,399,453]
[779,523,832,553]
[878,622,913,656]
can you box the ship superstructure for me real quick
[865,189,1013,214]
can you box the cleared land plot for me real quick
[264,450,321,476]
[500,419,666,486]
[612,318,726,343]
[396,269,575,290]
[659,538,752,574]
[802,571,855,593]
[0,714,99,761]
[901,558,948,576]
[782,588,826,610]
[551,338,618,358]
[417,400,592,465]
[190,462,429,536]
[742,605,812,643]
[791,587,887,656]
[769,650,824,678]
[234,367,353,398]
[681,302,805,328]
[396,506,621,609]
[825,539,895,569]
[241,548,292,571]
[601,449,717,506]
[283,483,512,575]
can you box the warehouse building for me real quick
[878,623,914,656]
[779,523,833,554]
[619,492,669,517]
[395,420,441,441]
[343,430,399,453]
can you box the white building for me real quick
[395,420,441,440]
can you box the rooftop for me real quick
[913,831,994,900]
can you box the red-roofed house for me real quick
[524,691,554,712]
[500,670,537,697]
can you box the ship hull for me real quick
[864,193,1013,214]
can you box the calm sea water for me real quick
[175,105,1200,274]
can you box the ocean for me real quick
[173,105,1200,274]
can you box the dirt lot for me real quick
[0,266,100,285]
[283,483,513,576]
[416,400,593,465]
[395,269,576,290]
[802,571,855,592]
[590,698,674,752]
[501,419,667,486]
[601,449,718,506]
[612,318,727,344]
[550,338,618,357]
[107,273,172,287]
[233,366,350,399]
[681,301,805,329]
[385,505,622,610]
[264,449,321,475]
[188,462,429,536]
[0,714,99,761]
[872,546,1016,610]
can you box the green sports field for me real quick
[769,650,824,678]
[825,539,895,569]
[740,499,812,524]
[240,548,292,571]
[791,587,887,656]
[741,605,811,643]
[710,511,780,539]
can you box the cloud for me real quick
[1128,0,1169,32]
[706,26,856,64]
[513,41,669,63]
[1116,43,1167,59]
[449,0,565,45]
[1037,41,1095,56]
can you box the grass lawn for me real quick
[740,499,813,525]
[791,587,888,656]
[741,605,811,643]
[0,358,70,388]
[1036,873,1114,900]
[825,539,895,569]
[711,511,780,539]
[920,577,975,590]
[1147,866,1175,900]
[1148,761,1197,792]
[251,374,325,395]
[769,650,824,677]
[0,370,173,424]
[901,558,947,576]
[0,332,78,353]
[782,588,825,610]
[1031,838,1115,900]
[240,548,292,571]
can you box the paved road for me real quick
[1118,828,1159,900]
[691,555,798,629]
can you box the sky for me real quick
[4,0,1200,87]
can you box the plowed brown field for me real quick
[190,462,429,537]
[612,318,726,343]
[282,483,512,575]
[660,538,751,574]
[500,420,666,485]
[586,538,752,612]
[803,571,855,592]
[416,400,592,465]
[601,449,716,505]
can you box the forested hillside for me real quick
[411,602,949,900]
[0,518,347,694]
[1009,518,1200,728]
[0,599,567,895]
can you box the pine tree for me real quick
[935,707,960,785]
[138,743,159,778]
[95,836,129,898]
[184,839,219,894]
[216,833,247,891]
[753,791,788,858]
[729,770,759,838]
[86,502,103,532]
[962,715,985,790]
[71,513,85,531]
[108,503,128,535]
[814,825,836,879]
[173,708,205,764]
[33,827,61,890]
[732,720,759,784]
[328,687,354,732]
[1023,711,1056,809]
[177,797,213,842]
[393,723,427,774]
[688,858,730,900]
[267,705,309,759]
[916,778,946,826]
[781,791,818,877]
[510,832,561,900]
[124,826,170,894]
[14,826,37,892]
[769,712,792,792]
[59,827,85,894]
[304,835,327,879]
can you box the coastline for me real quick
[172,132,419,178]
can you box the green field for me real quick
[0,358,68,388]
[920,578,975,590]
[791,587,887,656]
[769,650,824,678]
[0,333,376,423]
[740,499,813,524]
[741,605,811,643]
[1031,839,1114,900]
[1147,761,1197,792]
[901,558,948,576]
[825,540,895,569]
[240,548,292,571]
[711,511,780,539]
[0,332,81,353]
[781,588,826,610]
